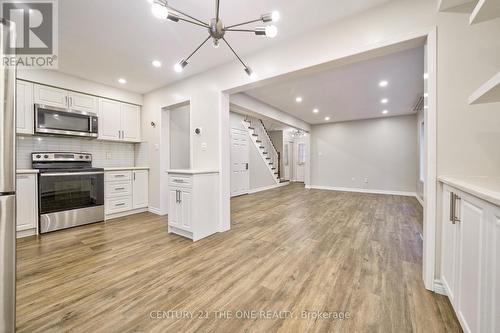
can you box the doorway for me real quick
[230,128,250,196]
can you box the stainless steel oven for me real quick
[33,153,104,233]
[35,104,99,138]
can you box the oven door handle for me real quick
[41,171,104,177]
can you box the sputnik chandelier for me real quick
[150,0,280,79]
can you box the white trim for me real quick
[16,228,37,239]
[415,194,424,207]
[248,182,290,194]
[307,185,417,197]
[433,279,447,296]
[148,206,166,216]
[105,208,148,220]
[422,27,437,292]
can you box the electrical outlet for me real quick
[364,177,368,183]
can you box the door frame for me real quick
[220,29,438,292]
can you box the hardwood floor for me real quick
[16,183,462,332]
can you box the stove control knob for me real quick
[85,156,90,159]
[35,154,41,159]
[79,156,84,159]
[43,155,49,159]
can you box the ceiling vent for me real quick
[412,95,425,112]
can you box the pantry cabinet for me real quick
[441,183,498,333]
[99,98,141,143]
[16,80,34,135]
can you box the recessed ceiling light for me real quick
[324,116,330,121]
[313,108,319,113]
[295,97,303,103]
[152,60,162,68]
[382,110,389,115]
[118,78,127,84]
[381,98,388,104]
[379,80,388,87]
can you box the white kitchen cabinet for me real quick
[104,169,148,219]
[121,103,141,142]
[98,98,141,143]
[441,185,459,305]
[440,183,498,333]
[68,91,98,114]
[16,80,34,135]
[167,171,219,241]
[16,174,37,236]
[99,99,121,141]
[132,170,149,209]
[34,84,68,109]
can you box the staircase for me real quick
[243,116,281,184]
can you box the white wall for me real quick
[18,69,143,105]
[169,105,190,169]
[141,0,437,230]
[310,115,418,193]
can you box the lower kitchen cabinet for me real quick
[16,173,38,237]
[104,169,149,219]
[441,183,498,333]
[167,171,219,241]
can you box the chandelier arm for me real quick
[216,0,220,22]
[177,17,209,28]
[185,36,211,62]
[224,19,261,30]
[167,5,208,26]
[222,37,248,69]
[224,28,254,33]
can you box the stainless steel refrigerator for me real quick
[0,18,17,333]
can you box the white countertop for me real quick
[167,169,219,175]
[104,167,150,171]
[439,176,500,207]
[17,169,39,174]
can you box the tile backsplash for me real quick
[17,136,142,169]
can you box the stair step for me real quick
[271,168,276,170]
[256,140,262,143]
[262,152,268,155]
[266,157,271,160]
[248,127,254,130]
[274,172,278,175]
[252,134,258,137]
[259,146,265,149]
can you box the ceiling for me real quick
[57,0,391,93]
[245,46,425,125]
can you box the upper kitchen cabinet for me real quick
[34,84,68,109]
[98,98,141,143]
[68,91,99,114]
[16,80,34,135]
[33,83,99,114]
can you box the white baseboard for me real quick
[105,208,148,221]
[248,182,290,194]
[307,185,417,197]
[149,206,167,216]
[17,228,37,239]
[415,195,424,207]
[433,279,447,296]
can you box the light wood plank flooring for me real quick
[16,183,462,332]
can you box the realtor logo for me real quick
[1,0,58,68]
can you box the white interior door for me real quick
[230,128,249,197]
[295,142,305,182]
[283,141,293,181]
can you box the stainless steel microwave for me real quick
[34,104,98,138]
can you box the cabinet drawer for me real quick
[106,181,132,198]
[105,171,132,182]
[169,175,192,188]
[106,196,132,214]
